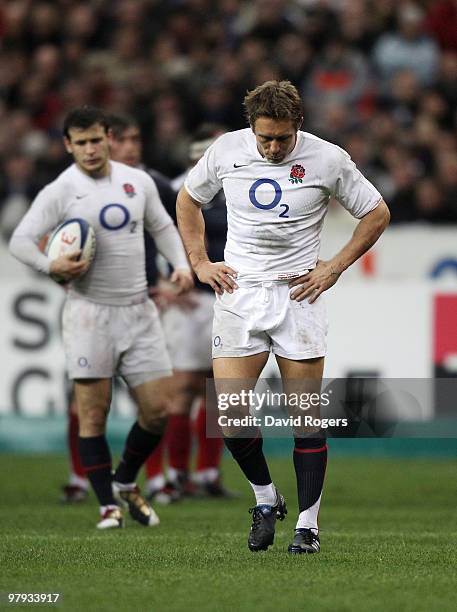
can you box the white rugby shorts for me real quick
[212,280,328,360]
[62,297,172,381]
[161,290,214,371]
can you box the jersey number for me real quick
[249,179,288,218]
[278,204,289,218]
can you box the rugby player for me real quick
[177,81,390,553]
[9,106,193,529]
[59,112,178,503]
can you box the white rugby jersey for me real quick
[10,161,189,305]
[185,128,382,278]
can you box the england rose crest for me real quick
[289,164,305,184]
[123,183,136,198]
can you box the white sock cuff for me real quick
[69,474,89,489]
[194,468,219,484]
[249,482,276,506]
[112,481,136,491]
[146,474,165,491]
[295,494,322,531]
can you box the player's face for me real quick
[64,123,110,177]
[108,126,142,167]
[253,117,298,163]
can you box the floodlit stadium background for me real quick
[0,0,456,454]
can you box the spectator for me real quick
[305,36,371,128]
[373,3,439,86]
[338,0,378,54]
[378,70,420,128]
[275,33,313,83]
[436,52,457,114]
[0,0,455,229]
[243,0,299,43]
[415,177,453,223]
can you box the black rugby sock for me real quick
[293,437,327,513]
[224,433,271,485]
[114,421,163,484]
[79,435,116,506]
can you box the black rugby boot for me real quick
[247,490,287,551]
[287,528,320,554]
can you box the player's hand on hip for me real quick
[194,261,238,295]
[169,269,194,294]
[288,260,341,303]
[49,251,90,281]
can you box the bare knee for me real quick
[138,413,167,435]
[137,391,169,431]
[78,403,109,436]
[131,378,171,429]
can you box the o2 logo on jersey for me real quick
[249,179,289,218]
[99,203,137,232]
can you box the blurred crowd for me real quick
[0,0,456,238]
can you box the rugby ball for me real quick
[46,218,96,283]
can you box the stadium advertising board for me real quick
[0,226,456,419]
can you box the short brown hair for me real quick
[243,80,303,129]
[63,106,109,139]
[107,113,139,139]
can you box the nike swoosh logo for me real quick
[76,194,88,199]
[233,163,249,168]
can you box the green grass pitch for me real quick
[0,453,455,611]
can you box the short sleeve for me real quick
[332,150,382,218]
[184,142,222,205]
